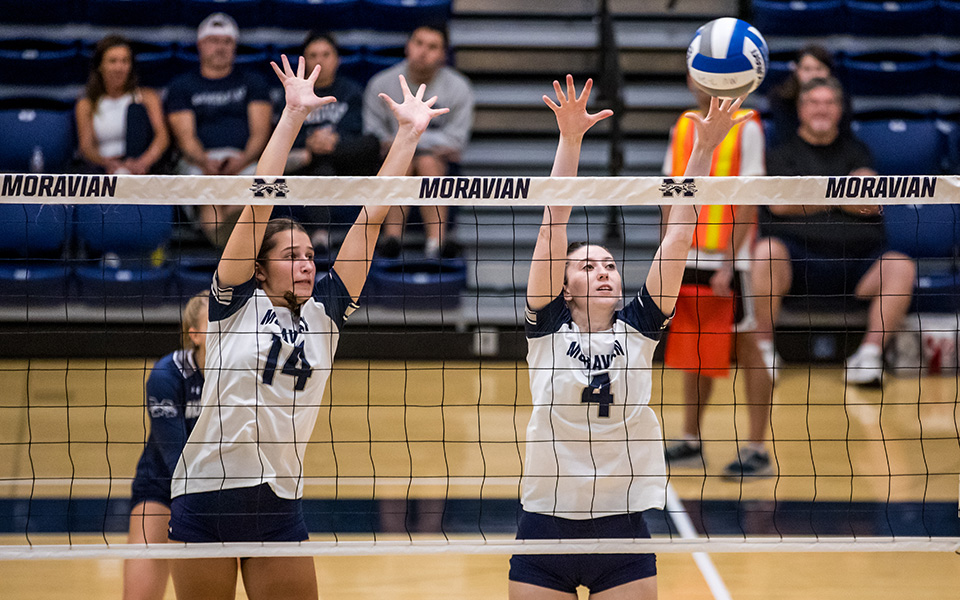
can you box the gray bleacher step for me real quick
[460,138,667,174]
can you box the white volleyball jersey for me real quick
[522,286,671,519]
[171,270,355,500]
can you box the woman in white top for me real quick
[75,35,168,174]
[167,55,447,600]
[510,75,752,600]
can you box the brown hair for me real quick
[255,217,310,309]
[564,242,615,285]
[84,35,138,104]
[180,292,209,350]
[775,44,835,105]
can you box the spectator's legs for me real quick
[855,251,917,349]
[413,154,450,257]
[737,331,772,445]
[681,371,713,438]
[750,237,793,340]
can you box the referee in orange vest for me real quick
[661,76,774,480]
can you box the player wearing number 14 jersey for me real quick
[168,55,450,600]
[509,75,754,600]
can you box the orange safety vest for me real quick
[668,109,760,252]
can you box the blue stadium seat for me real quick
[0,0,78,23]
[758,51,795,94]
[181,0,262,27]
[0,204,71,304]
[361,0,452,32]
[751,0,846,35]
[937,53,960,97]
[0,109,75,173]
[74,205,175,305]
[845,1,936,36]
[173,255,218,299]
[365,258,466,310]
[851,118,948,175]
[0,39,84,86]
[840,51,936,96]
[360,45,405,85]
[943,1,960,35]
[267,0,360,31]
[884,204,960,259]
[132,42,182,89]
[86,0,175,26]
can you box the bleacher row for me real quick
[0,203,468,310]
[1,0,452,31]
[752,0,960,36]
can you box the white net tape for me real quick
[0,173,954,206]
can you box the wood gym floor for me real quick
[1,358,959,598]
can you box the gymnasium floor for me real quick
[2,359,959,598]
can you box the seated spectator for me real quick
[754,77,916,387]
[166,12,272,246]
[75,35,169,174]
[767,45,851,146]
[284,31,380,252]
[363,24,474,259]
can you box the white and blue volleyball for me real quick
[686,17,768,98]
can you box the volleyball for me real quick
[686,17,768,98]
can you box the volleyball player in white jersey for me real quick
[509,75,753,599]
[168,56,448,600]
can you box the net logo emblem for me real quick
[250,178,289,198]
[660,178,697,198]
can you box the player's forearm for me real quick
[256,108,307,176]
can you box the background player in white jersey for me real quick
[168,56,448,600]
[123,292,206,600]
[509,75,753,600]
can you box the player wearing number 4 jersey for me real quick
[510,75,753,600]
[169,55,448,600]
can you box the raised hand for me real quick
[270,54,336,116]
[684,95,754,153]
[379,74,450,137]
[543,74,613,139]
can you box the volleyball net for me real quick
[1,173,958,560]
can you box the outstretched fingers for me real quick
[577,77,594,103]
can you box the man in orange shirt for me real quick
[661,77,773,479]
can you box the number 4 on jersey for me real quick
[582,373,613,417]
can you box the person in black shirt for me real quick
[282,32,380,252]
[754,77,916,387]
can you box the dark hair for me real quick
[566,241,611,256]
[301,30,339,56]
[798,76,845,106]
[256,218,310,310]
[84,35,137,104]
[775,44,835,105]
[410,23,449,51]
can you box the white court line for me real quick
[665,482,732,600]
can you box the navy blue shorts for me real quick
[508,510,657,594]
[168,484,308,543]
[780,238,884,296]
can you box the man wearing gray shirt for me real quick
[363,24,474,259]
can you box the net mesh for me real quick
[1,173,959,560]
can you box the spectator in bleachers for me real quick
[767,45,851,147]
[754,77,916,387]
[165,12,272,246]
[283,31,381,253]
[661,76,774,479]
[75,35,169,175]
[363,23,474,259]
